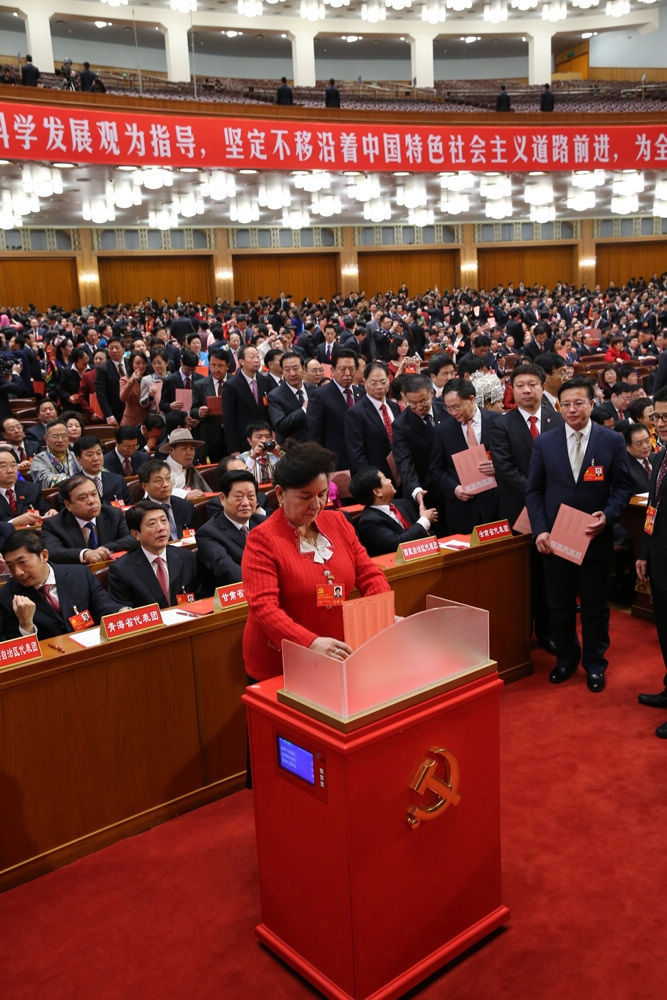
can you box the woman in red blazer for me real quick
[242,442,391,682]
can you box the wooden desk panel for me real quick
[0,534,531,891]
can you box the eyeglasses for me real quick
[560,400,590,410]
[445,403,465,414]
[654,411,667,423]
[406,398,431,409]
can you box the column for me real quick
[459,224,478,287]
[213,230,234,303]
[159,18,192,83]
[527,27,553,87]
[289,27,316,88]
[76,229,101,309]
[20,6,55,74]
[339,228,359,296]
[408,32,435,90]
[578,218,597,288]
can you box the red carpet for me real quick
[1,610,666,1000]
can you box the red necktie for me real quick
[184,375,191,390]
[345,388,354,408]
[6,488,17,514]
[250,379,258,403]
[153,556,170,604]
[390,504,411,529]
[41,584,60,611]
[528,415,539,440]
[380,402,393,443]
[123,458,132,476]
[19,447,27,463]
[643,458,652,475]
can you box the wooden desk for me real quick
[0,533,530,891]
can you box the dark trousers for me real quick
[543,546,612,676]
[649,580,667,681]
[531,546,552,641]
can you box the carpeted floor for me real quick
[1,609,665,1000]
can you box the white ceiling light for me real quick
[258,178,291,210]
[407,208,434,226]
[570,170,605,189]
[541,1,567,21]
[293,171,331,192]
[386,0,413,8]
[485,198,513,219]
[148,206,179,230]
[310,193,342,216]
[282,209,311,229]
[170,0,197,11]
[612,171,644,196]
[480,175,511,200]
[134,167,173,190]
[483,1,508,22]
[605,0,630,14]
[347,174,382,201]
[363,197,392,222]
[566,188,596,211]
[439,171,475,192]
[439,193,470,214]
[100,0,128,6]
[237,0,263,15]
[326,0,350,6]
[610,194,638,215]
[652,199,667,217]
[421,1,447,22]
[395,177,427,209]
[653,178,667,200]
[448,0,473,9]
[524,178,553,205]
[200,171,236,200]
[529,204,555,223]
[571,0,599,7]
[229,198,260,224]
[510,0,537,8]
[362,0,387,19]
[300,0,325,19]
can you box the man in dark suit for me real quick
[267,352,315,444]
[651,348,667,395]
[159,349,203,416]
[103,426,150,477]
[196,470,263,593]
[276,76,293,105]
[41,474,136,563]
[636,388,667,736]
[108,501,199,609]
[315,324,341,365]
[221,344,272,454]
[20,55,40,86]
[0,447,57,527]
[189,348,230,463]
[624,423,655,494]
[94,337,127,425]
[350,466,438,557]
[325,78,340,108]
[495,84,511,111]
[1,416,39,474]
[521,323,553,361]
[0,530,122,641]
[24,397,59,448]
[392,374,445,508]
[72,435,132,506]
[526,375,635,692]
[137,459,196,540]
[489,363,563,651]
[429,377,501,534]
[540,83,555,111]
[345,362,400,482]
[306,349,364,470]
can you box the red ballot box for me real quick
[243,602,509,1000]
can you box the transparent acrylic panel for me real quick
[282,600,490,720]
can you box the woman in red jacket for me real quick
[241,442,391,682]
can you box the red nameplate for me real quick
[181,527,196,539]
[213,584,247,610]
[0,635,42,669]
[110,499,130,510]
[583,465,605,483]
[69,609,93,632]
[470,519,512,545]
[100,603,163,641]
[395,537,441,562]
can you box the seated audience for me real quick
[40,474,135,564]
[138,459,196,540]
[0,446,57,527]
[138,412,167,456]
[624,423,655,493]
[196,470,263,592]
[350,466,437,557]
[1,416,39,474]
[0,529,123,640]
[239,421,281,484]
[73,435,132,505]
[25,398,59,448]
[29,419,80,489]
[108,500,199,609]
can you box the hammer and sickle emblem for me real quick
[407,747,461,829]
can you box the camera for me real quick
[261,440,276,451]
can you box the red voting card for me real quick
[549,504,592,565]
[452,444,496,496]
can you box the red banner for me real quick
[1,101,667,172]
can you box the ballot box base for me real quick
[244,668,509,1000]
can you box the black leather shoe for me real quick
[638,690,667,709]
[538,637,558,656]
[550,664,576,684]
[587,673,606,693]
[656,721,667,739]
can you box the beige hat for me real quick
[159,427,205,454]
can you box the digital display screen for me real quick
[277,736,315,785]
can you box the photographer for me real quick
[239,421,281,484]
[0,356,32,423]
[59,58,78,91]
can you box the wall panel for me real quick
[357,250,458,298]
[232,253,338,303]
[98,256,214,305]
[0,258,78,311]
[477,245,577,289]
[595,242,667,290]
